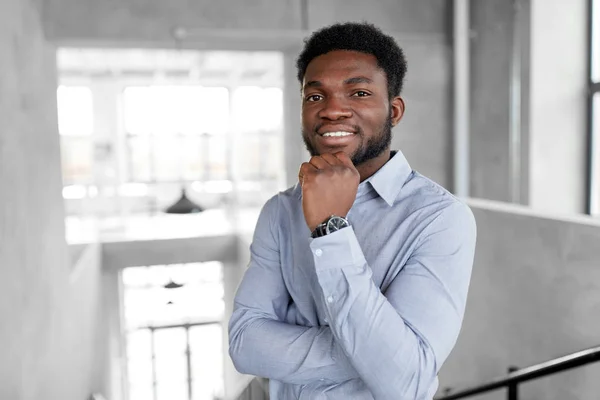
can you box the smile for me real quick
[321,131,355,137]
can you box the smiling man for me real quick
[229,22,477,400]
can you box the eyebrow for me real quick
[344,76,373,85]
[303,76,373,90]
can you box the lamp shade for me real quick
[164,188,204,214]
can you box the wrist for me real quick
[311,215,350,238]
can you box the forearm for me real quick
[228,308,359,385]
[311,224,473,399]
[317,261,438,399]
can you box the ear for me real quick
[390,97,405,127]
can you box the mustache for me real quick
[313,123,363,136]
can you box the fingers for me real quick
[298,162,319,186]
[320,153,344,166]
[308,156,331,170]
[332,151,355,168]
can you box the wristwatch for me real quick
[311,215,350,238]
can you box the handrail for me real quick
[436,345,600,400]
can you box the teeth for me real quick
[322,131,354,137]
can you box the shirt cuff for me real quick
[309,226,366,270]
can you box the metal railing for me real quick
[436,345,600,400]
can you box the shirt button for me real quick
[327,296,334,303]
[315,249,323,257]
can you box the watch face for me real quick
[326,216,349,234]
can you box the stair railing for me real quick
[436,345,600,400]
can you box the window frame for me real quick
[587,0,600,215]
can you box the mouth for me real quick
[316,130,357,147]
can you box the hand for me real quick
[298,152,360,232]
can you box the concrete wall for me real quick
[439,199,600,400]
[469,0,514,202]
[529,0,588,215]
[0,0,108,398]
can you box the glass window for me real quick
[591,0,600,215]
[591,93,600,215]
[123,86,229,135]
[123,262,225,400]
[232,86,283,133]
[57,86,94,185]
[591,0,600,82]
[123,86,230,183]
[57,86,94,136]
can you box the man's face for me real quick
[301,50,404,166]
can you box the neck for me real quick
[356,149,392,182]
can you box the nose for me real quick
[317,95,352,120]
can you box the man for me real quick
[229,22,476,400]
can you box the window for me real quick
[589,0,600,215]
[57,86,94,184]
[231,87,284,181]
[122,262,225,400]
[123,86,230,183]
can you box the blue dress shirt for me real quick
[229,150,477,399]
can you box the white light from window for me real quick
[203,180,233,193]
[592,93,600,215]
[119,183,149,197]
[63,185,88,199]
[88,185,98,198]
[232,86,283,133]
[123,86,229,135]
[57,86,94,136]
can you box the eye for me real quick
[305,94,323,102]
[352,91,371,97]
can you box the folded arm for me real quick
[228,197,359,385]
[311,202,477,399]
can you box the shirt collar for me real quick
[363,150,413,206]
[294,150,413,207]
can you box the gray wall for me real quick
[528,0,588,215]
[469,0,514,202]
[0,0,108,398]
[439,199,600,400]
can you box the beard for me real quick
[302,113,393,166]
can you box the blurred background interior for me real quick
[1,1,600,400]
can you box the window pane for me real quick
[591,92,600,215]
[127,330,153,398]
[127,135,152,181]
[127,329,152,361]
[123,87,154,134]
[232,87,283,133]
[154,328,187,357]
[124,86,229,135]
[129,385,154,400]
[60,136,93,183]
[206,136,228,180]
[123,267,150,287]
[181,136,206,181]
[153,136,184,181]
[57,86,93,136]
[156,381,188,400]
[592,0,600,81]
[190,324,223,400]
[234,135,263,180]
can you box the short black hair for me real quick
[296,22,407,99]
